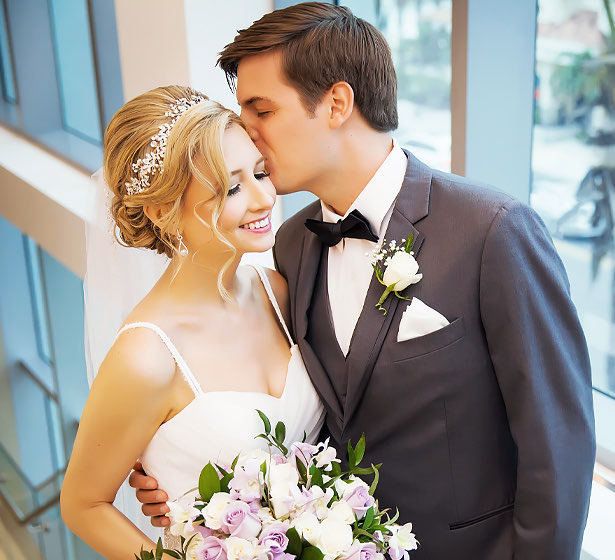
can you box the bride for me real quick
[60,85,325,559]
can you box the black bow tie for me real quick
[305,209,379,247]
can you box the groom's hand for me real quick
[128,461,170,527]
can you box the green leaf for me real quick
[257,410,271,434]
[309,464,324,488]
[164,551,181,559]
[404,233,414,253]
[347,440,356,470]
[300,546,325,560]
[199,462,221,502]
[156,538,163,560]
[296,455,308,483]
[354,434,366,465]
[220,472,233,493]
[369,464,380,495]
[329,461,342,477]
[275,421,286,445]
[286,527,303,556]
[352,463,382,475]
[362,506,375,529]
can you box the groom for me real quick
[132,4,595,558]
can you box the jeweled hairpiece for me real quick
[124,95,206,195]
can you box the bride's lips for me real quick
[239,214,272,233]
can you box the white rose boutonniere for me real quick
[370,234,422,314]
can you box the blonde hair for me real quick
[103,85,244,298]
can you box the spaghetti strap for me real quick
[251,265,295,347]
[116,322,203,396]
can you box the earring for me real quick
[176,230,189,257]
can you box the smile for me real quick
[239,215,271,232]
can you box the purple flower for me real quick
[340,542,383,560]
[290,442,320,467]
[343,485,375,518]
[258,522,292,560]
[220,500,261,539]
[196,536,227,560]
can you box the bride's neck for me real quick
[157,254,242,307]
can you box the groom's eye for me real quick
[254,171,270,180]
[256,111,271,118]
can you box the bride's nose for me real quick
[248,179,275,211]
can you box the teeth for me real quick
[242,217,269,230]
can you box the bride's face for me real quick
[181,124,276,257]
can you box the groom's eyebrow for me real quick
[241,96,271,107]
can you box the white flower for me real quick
[327,500,355,524]
[388,523,418,557]
[167,498,201,538]
[316,516,354,560]
[185,533,205,560]
[314,440,340,471]
[235,448,270,470]
[225,537,259,560]
[268,461,300,517]
[202,492,232,530]
[291,512,321,545]
[382,251,422,291]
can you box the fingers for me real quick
[129,469,158,492]
[141,503,171,527]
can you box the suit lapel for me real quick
[343,152,432,430]
[293,207,344,421]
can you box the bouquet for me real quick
[136,411,418,560]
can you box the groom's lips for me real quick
[239,214,272,233]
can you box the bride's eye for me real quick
[228,184,240,196]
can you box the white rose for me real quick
[225,537,257,560]
[317,516,353,560]
[327,500,355,525]
[291,512,321,546]
[202,492,232,530]
[309,486,335,520]
[382,251,422,291]
[235,449,270,470]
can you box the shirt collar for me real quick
[321,139,407,236]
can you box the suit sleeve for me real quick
[479,200,595,559]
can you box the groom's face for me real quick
[236,51,332,196]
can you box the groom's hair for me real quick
[217,2,398,132]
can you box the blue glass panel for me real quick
[0,0,16,103]
[48,0,101,143]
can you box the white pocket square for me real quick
[397,298,450,342]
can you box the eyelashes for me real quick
[227,171,270,196]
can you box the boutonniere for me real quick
[370,234,422,314]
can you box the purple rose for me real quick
[343,485,375,517]
[340,542,383,560]
[196,536,227,560]
[220,500,261,539]
[258,522,291,559]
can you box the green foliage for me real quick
[199,462,221,502]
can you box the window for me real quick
[531,0,615,402]
[0,0,123,170]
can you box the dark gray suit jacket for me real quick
[273,152,595,559]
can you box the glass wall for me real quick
[531,0,615,401]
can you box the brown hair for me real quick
[103,85,244,297]
[218,2,398,132]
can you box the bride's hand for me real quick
[129,461,170,527]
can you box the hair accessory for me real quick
[125,95,206,196]
[176,230,189,257]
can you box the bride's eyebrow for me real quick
[228,157,266,176]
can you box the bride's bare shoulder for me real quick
[99,321,176,389]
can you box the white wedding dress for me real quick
[116,265,325,503]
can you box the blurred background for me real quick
[0,1,613,558]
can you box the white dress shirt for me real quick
[321,140,408,355]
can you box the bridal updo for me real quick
[103,85,243,258]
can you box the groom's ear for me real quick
[325,81,354,129]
